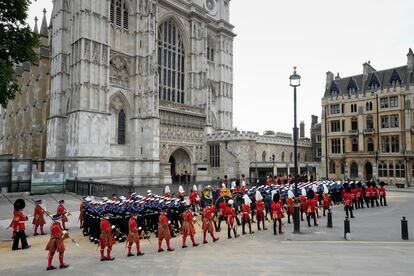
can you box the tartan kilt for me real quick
[181,221,196,236]
[45,238,65,253]
[158,224,171,240]
[202,218,214,233]
[32,214,46,226]
[127,230,140,243]
[99,231,115,248]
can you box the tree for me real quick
[0,0,39,107]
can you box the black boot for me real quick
[249,221,254,234]
[233,229,239,238]
[242,223,246,235]
[228,227,232,239]
[257,220,261,231]
[263,219,267,230]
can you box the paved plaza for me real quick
[0,192,413,275]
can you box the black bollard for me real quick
[401,217,409,240]
[327,209,333,228]
[344,217,350,239]
[293,205,300,233]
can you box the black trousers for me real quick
[12,230,28,250]
[357,198,364,209]
[365,197,371,208]
[307,212,317,226]
[345,205,354,218]
[242,220,253,234]
[371,197,379,207]
[273,218,282,235]
[380,196,387,206]
[218,215,226,230]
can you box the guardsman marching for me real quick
[379,182,387,206]
[306,189,318,227]
[99,212,115,261]
[127,212,144,257]
[365,182,372,208]
[12,199,30,251]
[217,198,227,231]
[241,194,254,235]
[158,209,174,252]
[271,192,283,235]
[372,182,380,207]
[356,182,364,209]
[344,187,355,218]
[57,200,69,230]
[286,190,295,224]
[180,206,199,248]
[322,185,331,216]
[255,191,267,230]
[201,204,219,243]
[226,200,239,239]
[299,188,307,221]
[33,200,46,236]
[46,214,69,271]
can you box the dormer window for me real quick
[389,70,402,88]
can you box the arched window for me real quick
[262,151,266,162]
[281,152,285,162]
[289,152,293,163]
[395,161,405,178]
[350,162,358,178]
[123,8,128,29]
[297,153,301,162]
[118,109,126,145]
[378,161,387,177]
[207,37,215,62]
[110,1,115,23]
[329,161,336,174]
[158,19,185,104]
[111,0,128,30]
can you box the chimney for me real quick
[300,121,305,139]
[408,48,414,72]
[311,115,318,128]
[326,71,334,92]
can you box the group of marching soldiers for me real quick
[6,177,388,271]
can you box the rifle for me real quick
[29,199,79,247]
[49,194,72,216]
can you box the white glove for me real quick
[62,230,67,235]
[111,225,115,230]
[138,227,142,230]
[168,221,171,224]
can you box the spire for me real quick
[408,48,414,56]
[408,48,414,72]
[40,9,48,37]
[33,16,39,33]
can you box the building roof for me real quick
[324,65,412,97]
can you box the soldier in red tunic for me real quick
[286,190,295,224]
[189,185,198,211]
[217,199,227,231]
[241,194,254,235]
[356,182,364,209]
[226,200,239,239]
[255,191,267,230]
[299,188,307,221]
[201,205,219,243]
[33,200,46,236]
[158,209,174,252]
[271,192,283,235]
[322,185,331,216]
[379,182,387,206]
[181,206,199,248]
[57,200,68,230]
[344,187,355,218]
[46,214,69,270]
[372,182,380,207]
[12,199,30,251]
[306,190,318,227]
[365,182,372,208]
[127,212,144,257]
[350,182,358,209]
[99,212,115,261]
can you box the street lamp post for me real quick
[290,67,301,234]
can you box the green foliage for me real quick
[0,0,39,107]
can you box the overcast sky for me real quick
[28,0,414,137]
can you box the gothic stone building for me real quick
[321,49,414,186]
[0,1,319,187]
[42,0,235,185]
